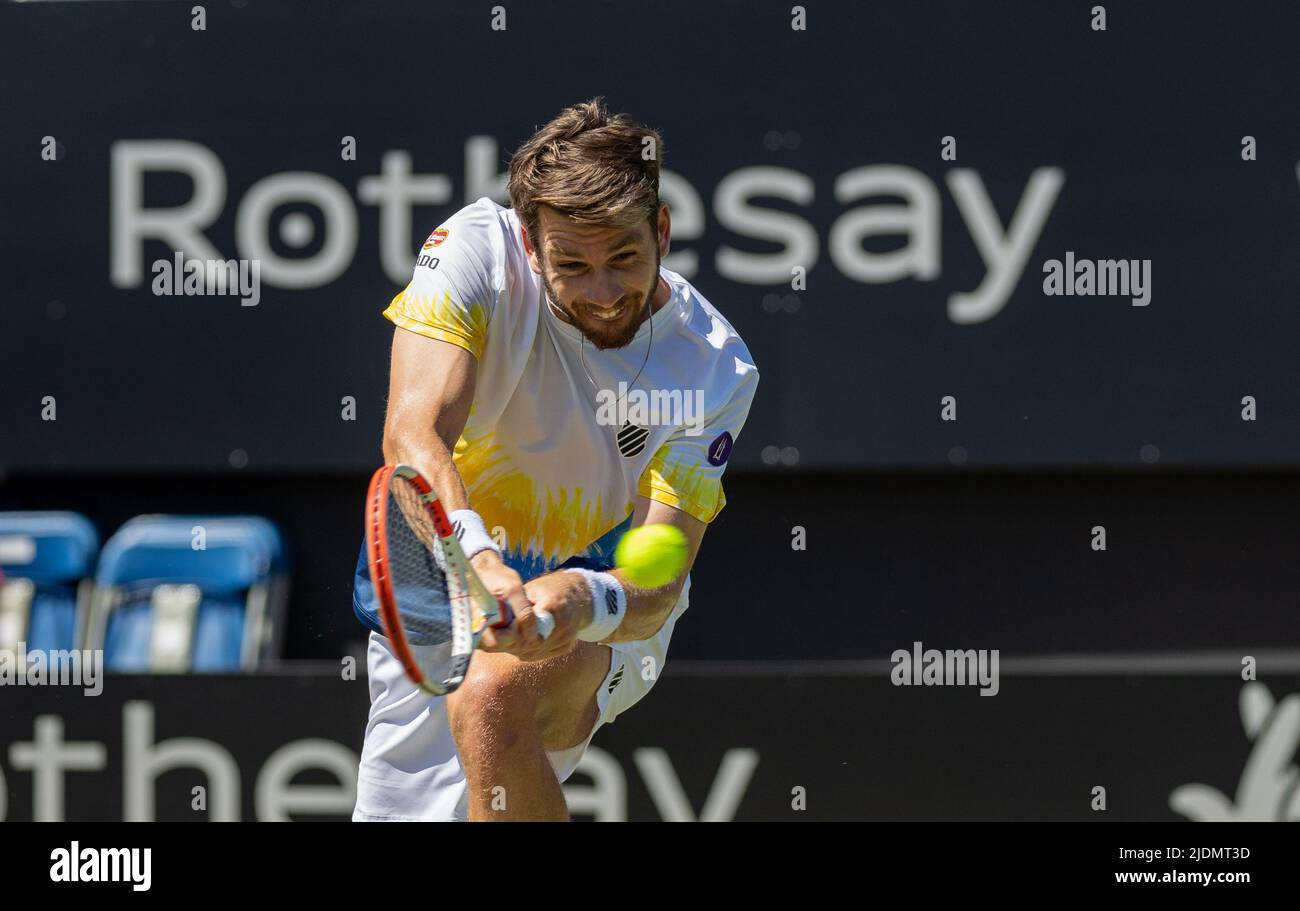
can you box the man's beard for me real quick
[543,251,661,350]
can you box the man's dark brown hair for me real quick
[508,97,664,247]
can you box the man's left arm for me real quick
[515,498,704,651]
[523,351,757,650]
[603,496,706,643]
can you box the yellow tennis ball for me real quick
[615,523,688,588]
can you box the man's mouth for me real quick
[588,304,626,322]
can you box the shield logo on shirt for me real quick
[617,421,649,458]
[707,431,734,466]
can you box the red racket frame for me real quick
[364,464,512,693]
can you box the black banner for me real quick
[3,668,1297,822]
[4,1,1300,471]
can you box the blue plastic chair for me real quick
[0,512,99,652]
[89,515,288,671]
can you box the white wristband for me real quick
[565,568,627,642]
[448,509,501,560]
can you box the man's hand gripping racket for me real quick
[364,464,554,695]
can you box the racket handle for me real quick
[490,600,554,640]
[491,599,514,629]
[534,609,555,640]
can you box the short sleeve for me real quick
[382,205,499,359]
[637,362,758,523]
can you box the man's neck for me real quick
[647,275,670,318]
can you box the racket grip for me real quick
[491,600,554,640]
[534,609,555,640]
[491,599,514,629]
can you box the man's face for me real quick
[527,204,667,350]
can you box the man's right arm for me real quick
[382,326,476,512]
[380,326,561,658]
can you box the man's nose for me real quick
[584,270,625,308]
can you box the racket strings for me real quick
[385,480,455,646]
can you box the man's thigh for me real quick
[448,640,613,753]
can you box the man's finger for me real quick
[479,624,518,652]
[512,607,540,643]
[502,587,532,617]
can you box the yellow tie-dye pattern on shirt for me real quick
[637,445,726,523]
[383,287,490,359]
[453,429,629,565]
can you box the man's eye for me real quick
[614,252,636,262]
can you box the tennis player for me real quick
[351,98,759,821]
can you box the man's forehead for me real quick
[538,210,646,256]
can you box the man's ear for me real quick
[521,224,543,275]
[656,202,671,257]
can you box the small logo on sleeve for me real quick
[706,431,733,466]
[423,227,450,249]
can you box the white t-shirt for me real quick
[381,196,759,581]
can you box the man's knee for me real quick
[446,646,609,753]
[447,656,538,748]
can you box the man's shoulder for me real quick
[663,271,760,407]
[427,197,516,252]
[668,271,757,371]
[421,197,533,295]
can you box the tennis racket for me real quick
[364,464,553,695]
